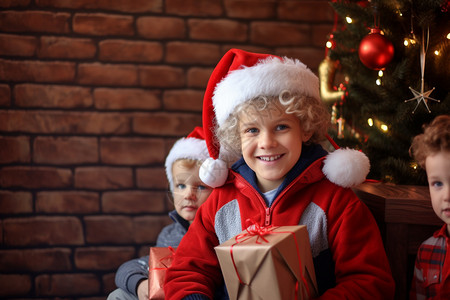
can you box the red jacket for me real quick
[165,147,395,299]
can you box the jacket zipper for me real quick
[265,207,271,226]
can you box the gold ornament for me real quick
[319,56,345,104]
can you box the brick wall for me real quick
[0,0,334,298]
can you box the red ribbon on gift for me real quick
[149,246,176,271]
[229,219,310,299]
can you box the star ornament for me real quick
[404,85,440,113]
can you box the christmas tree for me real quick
[322,0,450,185]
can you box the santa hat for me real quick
[165,126,210,191]
[200,48,370,188]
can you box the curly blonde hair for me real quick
[410,115,450,169]
[216,91,331,161]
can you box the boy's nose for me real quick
[184,186,197,201]
[259,131,277,148]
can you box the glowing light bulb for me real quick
[376,78,381,86]
[447,33,450,39]
[378,70,383,77]
[368,118,374,127]
[381,124,388,132]
[346,16,352,24]
[434,50,440,56]
[326,41,333,48]
[404,39,409,46]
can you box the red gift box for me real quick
[148,247,176,300]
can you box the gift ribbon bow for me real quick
[230,219,310,299]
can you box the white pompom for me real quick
[322,148,370,188]
[199,157,229,188]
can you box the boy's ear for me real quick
[301,131,313,142]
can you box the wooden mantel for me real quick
[353,182,442,300]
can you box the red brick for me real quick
[3,217,83,246]
[0,111,130,134]
[251,22,311,46]
[38,36,96,59]
[0,59,75,83]
[0,166,72,189]
[0,33,37,56]
[99,40,163,63]
[0,110,130,134]
[74,167,133,190]
[14,84,93,108]
[0,274,31,297]
[187,67,213,88]
[103,273,116,295]
[312,24,335,48]
[0,248,72,272]
[276,47,324,71]
[0,0,30,7]
[224,0,276,18]
[102,191,166,213]
[133,112,202,136]
[0,11,70,33]
[0,191,33,214]
[94,88,162,110]
[134,215,172,244]
[36,0,163,13]
[166,42,221,65]
[77,63,138,86]
[35,273,100,296]
[164,89,204,111]
[75,247,135,270]
[0,136,30,164]
[100,137,165,165]
[278,1,334,22]
[137,16,185,39]
[136,167,167,189]
[36,191,100,214]
[73,13,134,36]
[139,65,185,88]
[34,136,98,164]
[0,84,11,106]
[85,216,133,244]
[166,0,222,16]
[189,19,247,42]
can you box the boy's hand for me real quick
[137,279,149,300]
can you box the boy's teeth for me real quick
[260,155,281,161]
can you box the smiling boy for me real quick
[164,49,394,299]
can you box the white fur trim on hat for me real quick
[322,148,370,188]
[212,56,320,126]
[165,137,210,191]
[199,157,228,188]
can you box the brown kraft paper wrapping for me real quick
[148,247,176,300]
[215,225,317,300]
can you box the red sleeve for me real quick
[318,188,395,299]
[164,191,224,299]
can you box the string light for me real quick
[378,70,383,77]
[380,124,388,132]
[447,33,450,39]
[376,78,382,85]
[326,41,333,48]
[368,118,374,126]
[346,16,353,24]
[434,50,440,56]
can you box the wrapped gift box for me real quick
[148,247,176,300]
[215,225,317,300]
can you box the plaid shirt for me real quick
[410,224,450,300]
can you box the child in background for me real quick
[409,115,450,300]
[164,49,395,299]
[108,127,213,300]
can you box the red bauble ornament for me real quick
[358,28,394,70]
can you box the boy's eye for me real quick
[276,124,288,131]
[175,183,186,190]
[197,185,209,191]
[246,128,259,134]
[431,181,443,188]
